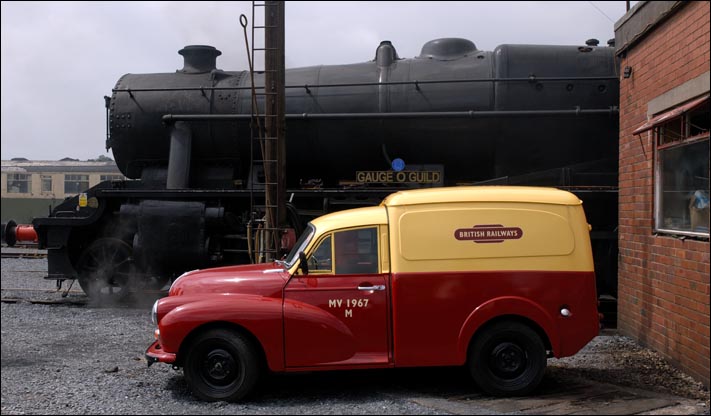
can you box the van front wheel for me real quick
[469,321,546,396]
[184,329,260,402]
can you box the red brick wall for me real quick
[618,1,710,387]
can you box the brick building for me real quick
[615,1,709,386]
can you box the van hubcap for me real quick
[202,349,238,386]
[490,342,526,379]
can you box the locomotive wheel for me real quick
[468,321,546,396]
[184,329,260,402]
[76,238,135,300]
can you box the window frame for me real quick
[100,174,123,182]
[41,175,53,193]
[306,226,381,275]
[6,173,32,194]
[652,98,709,238]
[333,226,380,275]
[63,174,90,195]
[308,234,334,274]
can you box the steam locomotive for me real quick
[4,37,619,306]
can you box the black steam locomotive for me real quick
[7,38,620,304]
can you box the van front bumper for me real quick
[145,340,177,367]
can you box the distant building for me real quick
[615,1,709,387]
[1,159,125,223]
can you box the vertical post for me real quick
[264,1,286,259]
[166,121,192,189]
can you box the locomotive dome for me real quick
[417,38,478,60]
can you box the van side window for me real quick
[309,235,333,272]
[334,227,378,275]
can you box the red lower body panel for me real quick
[390,270,599,367]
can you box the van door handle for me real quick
[358,285,385,291]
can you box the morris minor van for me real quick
[146,186,599,401]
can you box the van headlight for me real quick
[151,300,159,325]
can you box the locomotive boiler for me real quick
[5,37,620,306]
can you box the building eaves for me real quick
[614,1,686,56]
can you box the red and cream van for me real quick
[146,186,599,401]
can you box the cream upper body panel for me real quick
[384,187,593,273]
[292,187,594,275]
[309,206,388,234]
[382,186,583,207]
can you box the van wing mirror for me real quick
[298,251,309,275]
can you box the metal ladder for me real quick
[243,1,284,263]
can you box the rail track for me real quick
[0,285,168,306]
[1,286,87,305]
[1,251,48,259]
[1,243,47,258]
[1,268,167,306]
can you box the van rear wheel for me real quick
[184,329,260,402]
[469,321,546,396]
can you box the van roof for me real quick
[381,186,582,207]
[311,206,388,233]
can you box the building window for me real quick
[100,174,123,182]
[41,175,53,193]
[654,99,709,236]
[64,174,89,194]
[7,173,31,193]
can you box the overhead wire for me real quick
[587,1,615,23]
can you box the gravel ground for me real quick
[2,256,709,415]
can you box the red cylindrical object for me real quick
[2,220,38,247]
[15,224,38,243]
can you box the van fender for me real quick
[160,294,284,371]
[456,296,558,363]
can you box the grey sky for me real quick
[1,1,633,161]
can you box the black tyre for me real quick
[184,329,260,402]
[469,321,547,396]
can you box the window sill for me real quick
[653,229,710,241]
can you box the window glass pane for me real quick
[64,174,89,194]
[334,228,378,275]
[309,235,332,272]
[7,173,31,193]
[100,174,123,182]
[41,175,52,192]
[658,139,710,233]
[688,102,710,138]
[285,224,315,268]
[659,118,683,145]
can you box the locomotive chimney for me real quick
[178,45,222,74]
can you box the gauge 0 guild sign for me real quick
[454,224,524,244]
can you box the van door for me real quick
[284,226,390,368]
